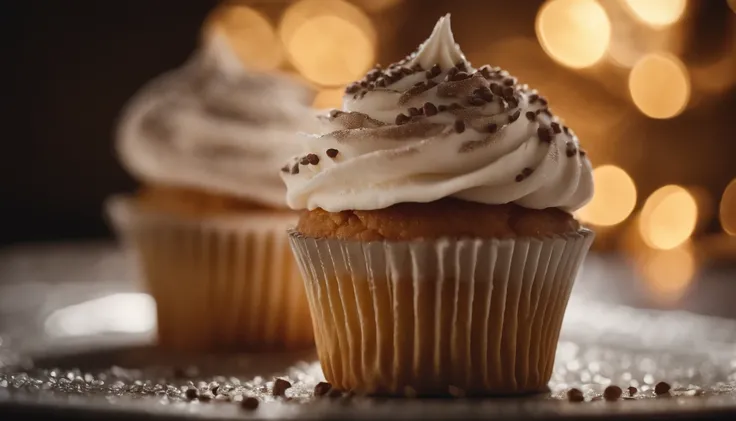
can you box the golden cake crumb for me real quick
[297,198,580,241]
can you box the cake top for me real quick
[116,32,318,209]
[281,14,594,213]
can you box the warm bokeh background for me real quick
[3,1,736,301]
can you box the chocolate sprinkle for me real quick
[529,93,540,103]
[273,378,292,397]
[490,83,503,95]
[502,86,515,100]
[306,153,320,165]
[454,120,466,133]
[503,77,517,86]
[426,64,441,79]
[314,382,333,397]
[467,96,486,106]
[326,148,339,158]
[567,388,584,403]
[395,113,410,125]
[290,163,299,175]
[299,156,310,165]
[654,382,671,396]
[604,386,623,401]
[437,104,448,112]
[450,71,470,82]
[507,98,519,109]
[423,102,438,116]
[345,83,360,94]
[566,143,577,157]
[508,110,521,123]
[474,86,494,102]
[551,122,562,133]
[456,61,468,71]
[240,397,259,410]
[280,164,290,173]
[487,123,498,133]
[525,111,537,121]
[537,126,553,143]
[184,388,198,400]
[408,107,421,116]
[479,65,497,80]
[628,386,638,396]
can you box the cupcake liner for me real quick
[106,195,313,351]
[288,229,594,396]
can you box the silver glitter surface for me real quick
[0,242,735,420]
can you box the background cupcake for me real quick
[283,15,595,396]
[107,32,317,352]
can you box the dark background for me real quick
[2,1,217,246]
[2,0,735,248]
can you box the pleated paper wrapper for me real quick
[288,229,594,396]
[105,195,313,351]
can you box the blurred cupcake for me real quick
[282,15,595,395]
[107,33,317,351]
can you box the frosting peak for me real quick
[408,14,467,71]
[281,16,594,213]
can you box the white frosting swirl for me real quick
[282,14,593,213]
[117,33,318,208]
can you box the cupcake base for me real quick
[107,195,314,352]
[288,229,594,396]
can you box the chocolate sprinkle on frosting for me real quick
[537,126,553,143]
[566,142,577,157]
[280,164,290,173]
[395,113,410,125]
[290,163,299,175]
[345,83,360,94]
[306,153,320,165]
[508,109,521,123]
[525,111,537,121]
[299,156,310,165]
[551,122,562,133]
[426,64,441,79]
[454,120,466,133]
[487,123,498,133]
[423,102,438,116]
[467,96,486,106]
[408,107,421,116]
[326,148,339,158]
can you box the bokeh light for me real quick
[535,0,611,69]
[720,178,736,235]
[577,165,637,227]
[203,4,283,71]
[639,185,698,250]
[312,88,345,109]
[641,242,695,303]
[628,53,690,119]
[623,0,687,27]
[280,0,375,86]
[351,0,403,12]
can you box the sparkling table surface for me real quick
[1,241,735,420]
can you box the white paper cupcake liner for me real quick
[288,229,594,396]
[106,195,313,351]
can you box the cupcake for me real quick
[107,33,317,351]
[282,15,595,395]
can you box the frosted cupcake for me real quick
[282,15,595,395]
[107,34,316,351]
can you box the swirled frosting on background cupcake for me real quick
[282,15,593,213]
[117,33,317,208]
